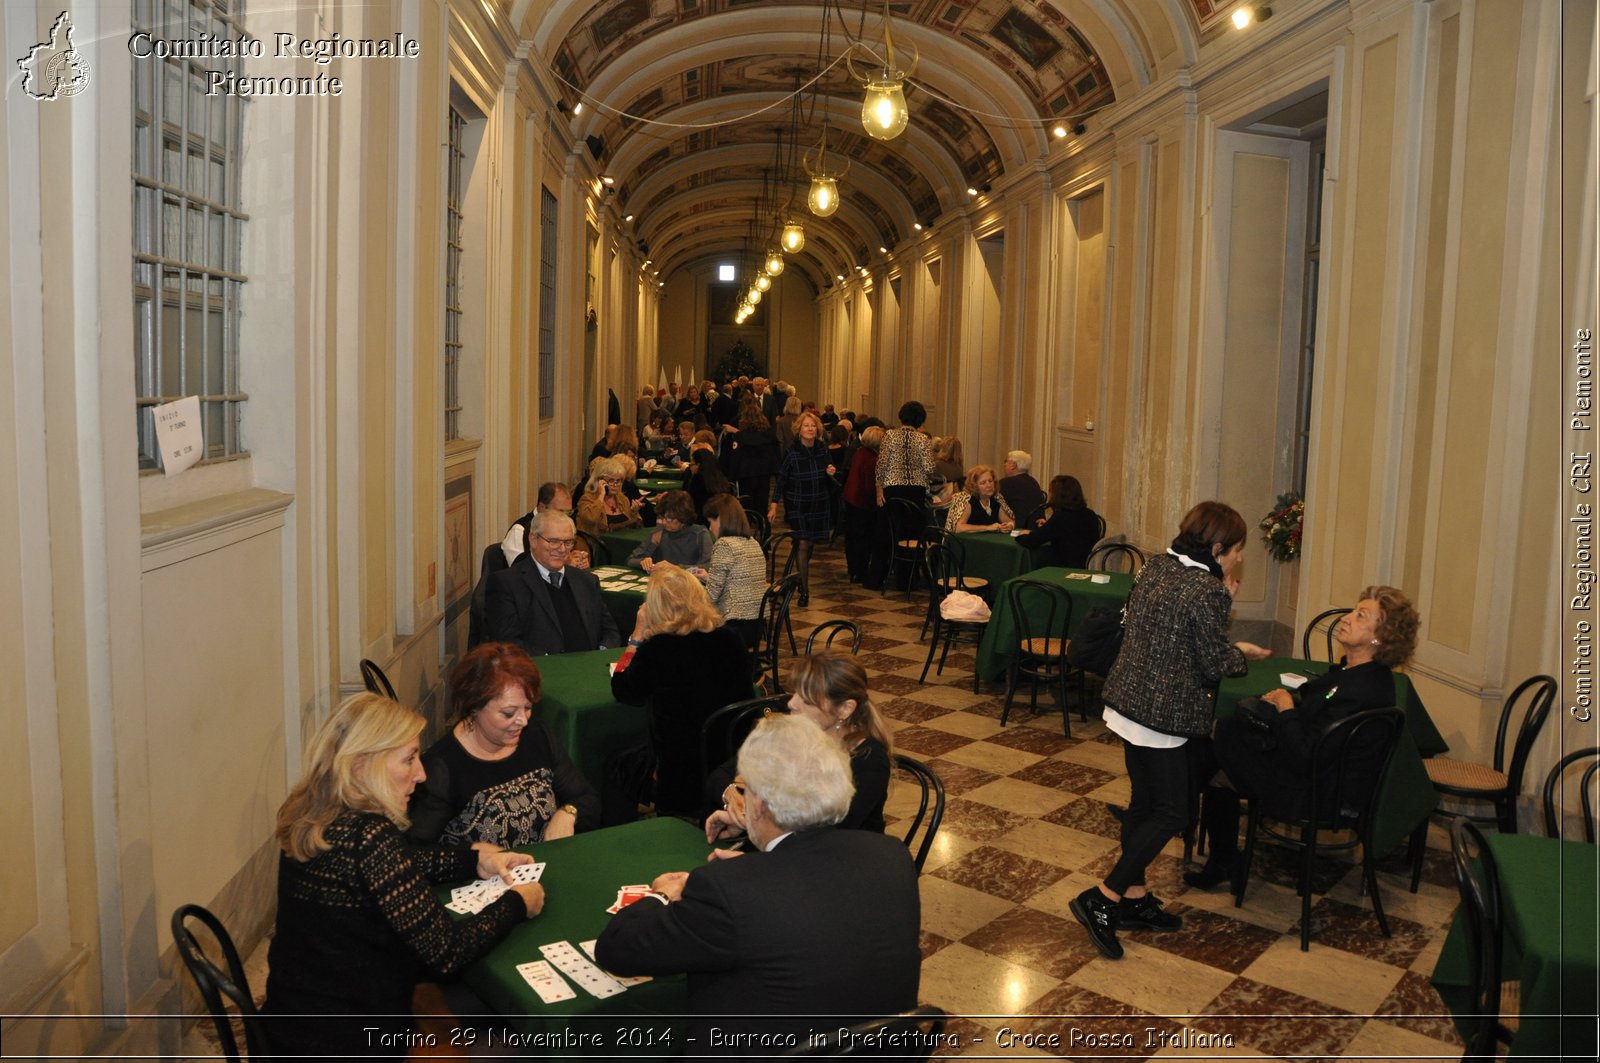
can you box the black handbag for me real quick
[1068,605,1125,676]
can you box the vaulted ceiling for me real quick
[513,1,1245,289]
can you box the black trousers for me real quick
[1105,739,1189,894]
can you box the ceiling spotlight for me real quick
[912,222,923,231]
[643,259,652,267]
[1232,4,1271,28]
[764,248,785,276]
[966,186,978,197]
[1052,125,1067,139]
[573,102,584,115]
[878,246,888,254]
[836,274,844,281]
[781,220,806,254]
[623,214,634,222]
[600,175,615,186]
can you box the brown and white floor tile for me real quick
[788,545,1465,1059]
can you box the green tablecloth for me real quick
[975,567,1135,680]
[598,525,651,567]
[450,818,712,1057]
[592,565,648,637]
[1432,834,1599,1059]
[1216,657,1443,853]
[949,531,1038,589]
[637,465,686,485]
[533,647,641,786]
[635,477,682,494]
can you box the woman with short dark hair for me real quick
[700,493,766,651]
[1015,474,1102,568]
[1069,501,1269,961]
[626,489,714,571]
[874,401,936,591]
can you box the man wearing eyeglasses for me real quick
[484,512,621,657]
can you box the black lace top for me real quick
[264,810,524,1052]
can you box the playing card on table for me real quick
[605,884,653,914]
[516,960,576,1004]
[540,940,629,998]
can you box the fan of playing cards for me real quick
[444,862,545,915]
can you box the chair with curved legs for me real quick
[1541,746,1600,841]
[575,529,609,568]
[1000,580,1083,736]
[1085,542,1145,575]
[892,755,946,873]
[1234,706,1405,951]
[1301,607,1352,662]
[805,619,863,656]
[744,507,771,548]
[359,659,397,700]
[919,544,987,694]
[699,694,790,775]
[885,497,931,598]
[919,535,989,640]
[752,573,803,692]
[1447,817,1519,1060]
[171,904,269,1062]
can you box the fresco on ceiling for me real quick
[557,0,1114,125]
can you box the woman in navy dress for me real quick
[769,409,835,606]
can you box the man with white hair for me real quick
[483,511,620,656]
[595,714,921,1053]
[998,450,1047,522]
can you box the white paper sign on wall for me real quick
[152,395,203,477]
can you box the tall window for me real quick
[538,187,557,419]
[132,0,248,469]
[1291,139,1326,494]
[444,106,466,440]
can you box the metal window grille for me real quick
[131,0,249,470]
[538,187,556,419]
[444,106,466,440]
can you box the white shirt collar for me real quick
[1167,547,1213,572]
[762,831,794,852]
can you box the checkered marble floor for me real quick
[791,543,1468,1061]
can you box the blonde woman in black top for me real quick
[266,694,544,1056]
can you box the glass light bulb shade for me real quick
[764,249,785,276]
[748,288,762,305]
[738,301,752,316]
[808,175,840,217]
[754,274,772,292]
[861,77,908,140]
[781,221,806,253]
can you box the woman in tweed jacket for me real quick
[1069,501,1269,961]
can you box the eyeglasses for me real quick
[538,536,577,551]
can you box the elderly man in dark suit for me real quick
[596,714,921,1054]
[483,512,621,656]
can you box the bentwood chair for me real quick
[359,659,398,701]
[1001,580,1083,736]
[804,619,863,656]
[1301,607,1352,662]
[699,694,789,776]
[1234,706,1405,951]
[919,535,989,640]
[781,1005,948,1058]
[171,904,269,1062]
[885,497,931,598]
[744,507,771,548]
[1407,675,1558,890]
[467,542,508,649]
[752,574,803,692]
[1541,746,1600,841]
[763,533,800,652]
[919,544,987,694]
[1447,817,1520,1060]
[893,755,946,873]
[1085,542,1145,575]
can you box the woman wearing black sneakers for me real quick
[1069,501,1269,959]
